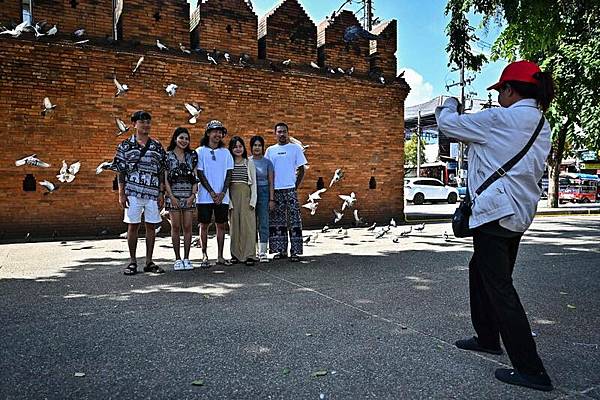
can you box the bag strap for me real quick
[475,115,545,196]
[132,138,152,170]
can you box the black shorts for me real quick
[197,203,229,224]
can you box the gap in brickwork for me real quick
[112,177,118,191]
[23,174,36,191]
[369,176,377,189]
[316,177,324,190]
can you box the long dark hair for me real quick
[228,136,248,159]
[506,71,555,112]
[200,130,226,148]
[167,127,193,152]
[249,135,265,154]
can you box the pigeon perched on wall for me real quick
[15,154,50,168]
[179,43,191,54]
[39,180,57,194]
[184,103,202,124]
[46,25,58,36]
[73,28,85,37]
[0,20,30,38]
[282,59,291,66]
[310,61,320,69]
[343,25,379,43]
[347,66,354,76]
[224,53,231,63]
[165,83,178,97]
[57,160,81,183]
[41,97,56,116]
[379,76,385,84]
[115,117,129,136]
[156,39,168,51]
[329,168,344,187]
[339,192,356,211]
[132,56,144,74]
[113,77,129,97]
[337,67,345,74]
[239,54,251,67]
[301,201,319,215]
[207,53,218,65]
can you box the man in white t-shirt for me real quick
[196,120,234,267]
[264,122,308,262]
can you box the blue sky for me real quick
[190,0,509,106]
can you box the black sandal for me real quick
[124,262,138,276]
[245,259,255,266]
[289,255,300,262]
[143,262,165,274]
[273,253,288,260]
[230,257,240,264]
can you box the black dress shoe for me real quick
[455,336,503,355]
[495,368,553,392]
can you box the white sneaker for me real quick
[173,259,185,271]
[183,259,193,270]
[258,253,269,263]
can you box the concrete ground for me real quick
[0,216,599,399]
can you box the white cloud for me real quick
[400,67,434,107]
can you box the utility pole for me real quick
[364,0,373,30]
[417,111,421,177]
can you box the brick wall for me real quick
[258,0,317,65]
[195,0,258,58]
[121,0,189,47]
[0,17,409,240]
[0,0,22,25]
[370,20,397,80]
[31,0,114,40]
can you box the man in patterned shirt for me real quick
[113,110,167,275]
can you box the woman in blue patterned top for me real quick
[164,127,199,271]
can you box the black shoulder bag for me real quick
[452,115,545,238]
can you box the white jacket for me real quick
[435,97,551,232]
[228,158,257,210]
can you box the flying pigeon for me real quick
[343,25,379,43]
[165,83,178,97]
[389,218,397,227]
[366,222,376,231]
[115,117,129,135]
[179,43,191,54]
[15,154,51,168]
[132,56,144,74]
[289,136,309,151]
[184,103,202,124]
[329,168,344,187]
[156,39,168,51]
[224,53,231,63]
[113,77,129,97]
[339,192,356,211]
[282,59,291,66]
[39,180,57,194]
[301,201,319,215]
[96,161,115,174]
[207,53,217,65]
[56,160,81,183]
[414,223,425,232]
[333,209,343,224]
[310,61,320,69]
[308,188,327,203]
[321,225,330,233]
[73,28,85,37]
[41,97,56,116]
[46,25,58,36]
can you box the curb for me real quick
[404,208,600,223]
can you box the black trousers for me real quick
[469,227,547,376]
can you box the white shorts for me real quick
[123,196,161,224]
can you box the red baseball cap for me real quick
[487,60,541,91]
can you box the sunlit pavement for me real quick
[1,216,599,399]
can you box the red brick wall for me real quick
[370,19,397,80]
[196,0,258,57]
[0,0,22,25]
[317,10,370,74]
[0,36,408,239]
[31,0,114,40]
[258,0,317,65]
[121,0,189,47]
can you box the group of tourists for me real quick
[113,115,307,275]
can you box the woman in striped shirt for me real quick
[227,136,257,266]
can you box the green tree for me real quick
[445,0,600,207]
[404,133,426,167]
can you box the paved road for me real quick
[1,216,599,399]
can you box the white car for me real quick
[404,177,459,205]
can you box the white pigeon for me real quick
[165,83,178,97]
[328,68,335,74]
[310,61,320,69]
[15,154,51,168]
[399,226,412,237]
[339,192,356,211]
[308,188,326,203]
[184,103,202,124]
[353,209,364,225]
[115,117,129,135]
[289,136,309,151]
[207,53,218,65]
[389,218,397,227]
[321,225,330,233]
[46,25,58,36]
[301,201,319,215]
[379,76,385,84]
[375,228,388,239]
[282,59,291,66]
[57,160,81,183]
[39,180,57,193]
[337,67,345,74]
[347,66,354,75]
[156,39,168,51]
[0,20,30,37]
[414,223,425,232]
[333,209,343,224]
[113,77,129,97]
[329,168,344,187]
[132,56,144,74]
[32,23,45,38]
[224,53,231,62]
[74,39,89,45]
[96,161,114,174]
[41,97,56,116]
[179,43,191,54]
[73,28,85,37]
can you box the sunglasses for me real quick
[210,149,216,161]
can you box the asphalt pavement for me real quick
[1,216,599,399]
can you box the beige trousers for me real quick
[229,183,257,261]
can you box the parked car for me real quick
[404,177,459,205]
